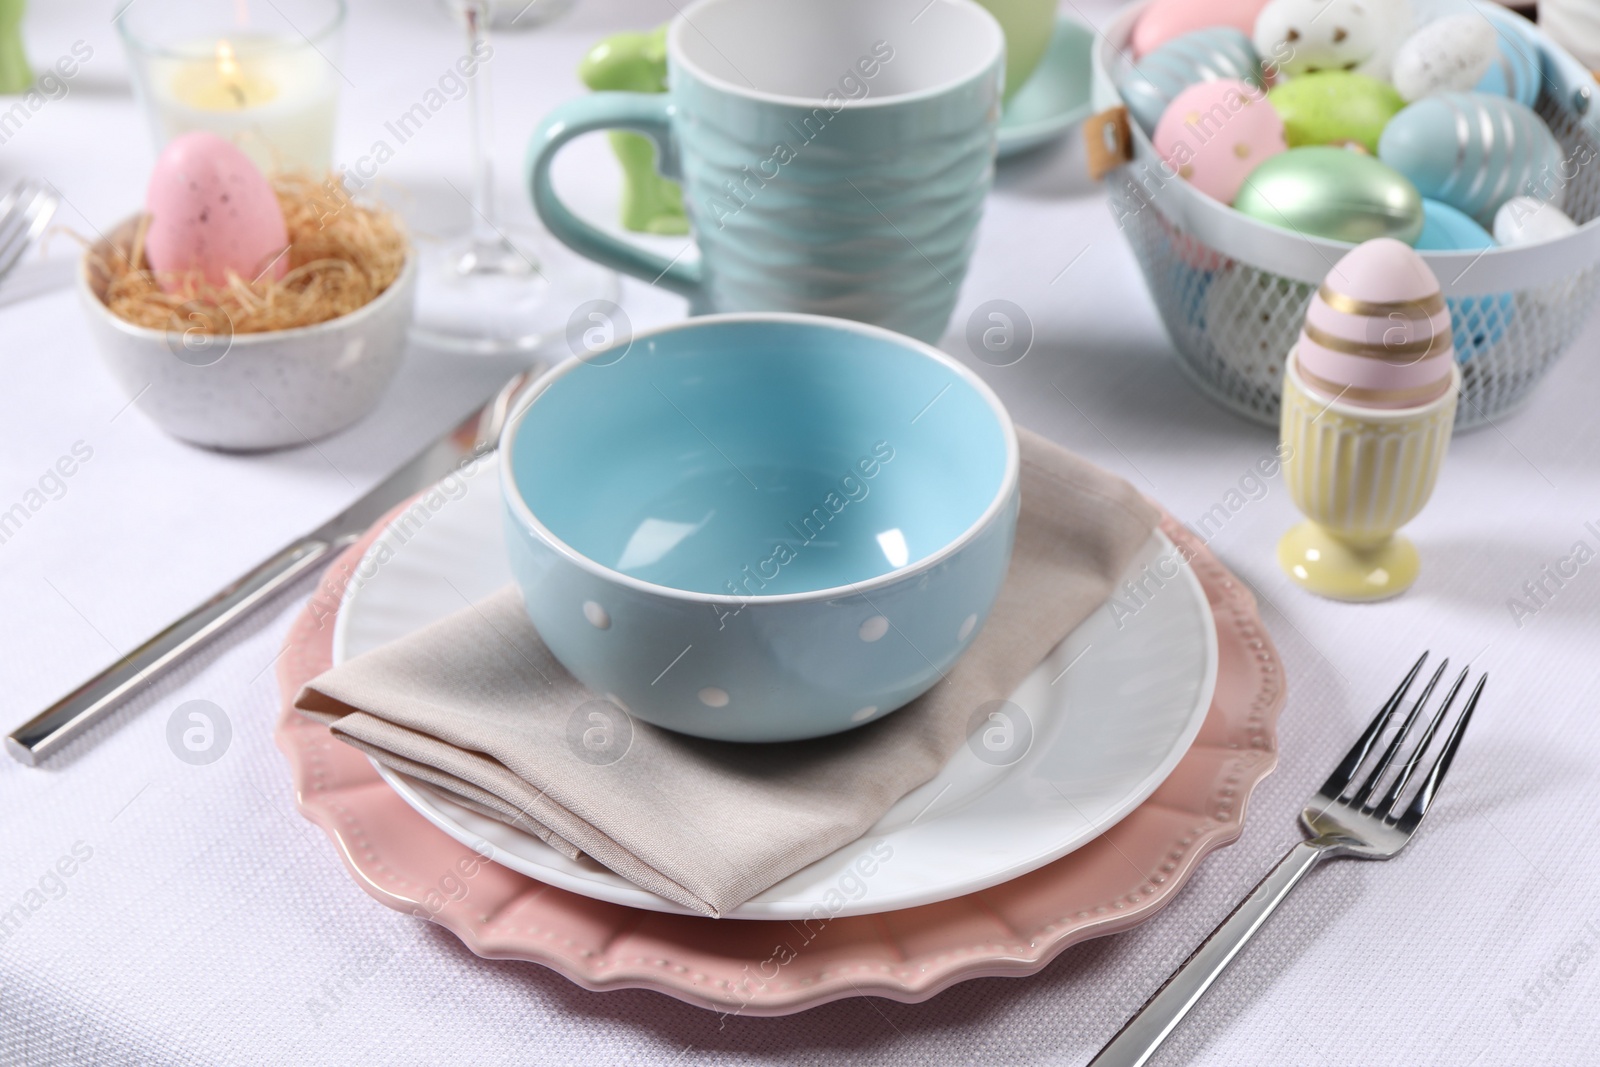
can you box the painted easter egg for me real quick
[1252,0,1413,80]
[1378,92,1562,225]
[1295,238,1455,408]
[1132,0,1274,58]
[1476,7,1543,107]
[1413,199,1511,359]
[1490,194,1579,310]
[1155,79,1287,204]
[1415,198,1494,251]
[1493,195,1580,245]
[1120,28,1265,136]
[144,131,289,293]
[1269,71,1404,154]
[1392,14,1499,102]
[1453,291,1514,362]
[1234,146,1424,244]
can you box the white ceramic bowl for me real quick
[79,218,415,451]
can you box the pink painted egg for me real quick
[144,131,289,293]
[1132,0,1274,57]
[1154,79,1287,204]
[1295,238,1455,409]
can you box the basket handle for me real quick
[1084,106,1133,182]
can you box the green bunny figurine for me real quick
[577,25,689,235]
[0,0,32,95]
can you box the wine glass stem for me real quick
[462,0,502,258]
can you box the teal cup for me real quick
[526,0,1006,343]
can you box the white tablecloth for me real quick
[3,1,1598,1064]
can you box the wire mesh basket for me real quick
[1091,0,1600,431]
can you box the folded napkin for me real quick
[295,427,1157,917]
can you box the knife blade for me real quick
[6,370,533,767]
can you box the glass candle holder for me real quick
[117,0,345,175]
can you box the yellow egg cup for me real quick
[1278,353,1458,602]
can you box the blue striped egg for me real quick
[1378,92,1563,225]
[1118,28,1264,135]
[1475,8,1542,106]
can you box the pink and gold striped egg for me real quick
[1295,238,1455,409]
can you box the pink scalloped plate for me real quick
[275,506,1283,1016]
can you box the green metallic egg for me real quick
[1234,146,1424,244]
[1269,72,1405,154]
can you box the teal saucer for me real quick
[997,15,1095,159]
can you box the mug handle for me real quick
[526,93,703,302]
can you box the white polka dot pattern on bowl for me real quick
[851,706,879,722]
[582,600,610,630]
[698,687,729,708]
[857,615,889,642]
[958,613,978,640]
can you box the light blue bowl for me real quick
[500,313,1019,743]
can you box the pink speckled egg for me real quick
[1295,238,1455,408]
[144,131,289,293]
[1154,79,1287,204]
[1132,0,1274,57]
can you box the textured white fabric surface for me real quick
[2,0,1598,1064]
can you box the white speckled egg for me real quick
[1392,14,1498,102]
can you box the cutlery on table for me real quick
[0,180,58,290]
[1089,652,1486,1067]
[6,370,533,766]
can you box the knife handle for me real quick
[6,536,348,766]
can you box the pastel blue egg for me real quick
[1118,28,1264,135]
[1415,198,1495,250]
[1378,92,1562,225]
[1475,7,1543,107]
[1412,201,1512,362]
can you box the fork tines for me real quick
[1321,652,1487,829]
[0,180,59,283]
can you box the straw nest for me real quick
[88,174,407,335]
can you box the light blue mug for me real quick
[526,0,1006,343]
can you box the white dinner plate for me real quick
[332,456,1218,919]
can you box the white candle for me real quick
[141,35,338,174]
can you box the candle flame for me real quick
[215,39,240,80]
[213,40,248,107]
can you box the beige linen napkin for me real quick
[295,428,1157,917]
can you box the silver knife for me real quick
[6,371,533,767]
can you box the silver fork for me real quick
[1089,652,1487,1067]
[0,180,59,289]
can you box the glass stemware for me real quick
[408,0,617,355]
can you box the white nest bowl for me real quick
[80,217,416,451]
